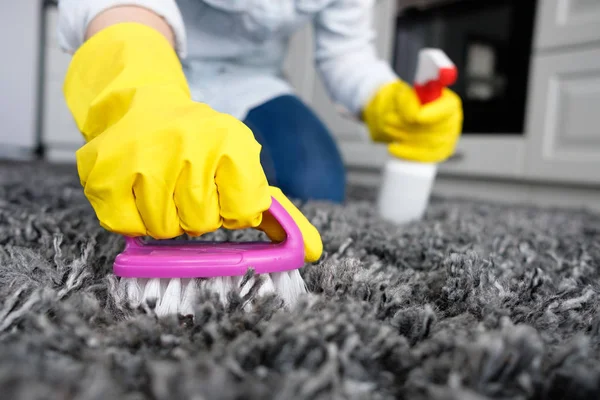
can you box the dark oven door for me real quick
[392,0,538,135]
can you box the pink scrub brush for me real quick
[113,197,307,316]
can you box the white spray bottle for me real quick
[377,48,458,224]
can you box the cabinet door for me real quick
[524,46,600,185]
[282,24,316,104]
[0,0,40,156]
[42,6,83,162]
[534,0,600,50]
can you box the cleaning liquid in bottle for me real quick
[377,48,458,224]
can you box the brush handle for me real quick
[115,196,306,278]
[123,196,304,253]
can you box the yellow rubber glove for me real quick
[258,187,323,263]
[63,22,322,262]
[363,80,463,163]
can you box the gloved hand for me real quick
[362,79,463,163]
[63,22,322,262]
[259,186,322,263]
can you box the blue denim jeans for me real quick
[243,95,346,203]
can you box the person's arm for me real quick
[85,6,174,46]
[312,0,397,119]
[57,0,187,57]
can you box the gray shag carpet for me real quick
[1,160,600,400]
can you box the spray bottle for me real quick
[377,48,458,224]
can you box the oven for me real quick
[392,0,539,135]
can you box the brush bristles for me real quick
[120,271,307,317]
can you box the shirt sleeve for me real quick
[57,0,188,58]
[313,0,398,116]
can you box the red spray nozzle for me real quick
[413,49,458,104]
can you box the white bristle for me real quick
[271,270,308,306]
[143,278,162,304]
[120,271,307,317]
[258,275,276,297]
[237,274,277,311]
[156,278,182,316]
[122,278,143,306]
[179,278,199,316]
[200,276,237,304]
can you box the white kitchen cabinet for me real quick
[0,0,42,159]
[524,46,600,185]
[41,6,83,163]
[283,25,316,105]
[534,0,600,50]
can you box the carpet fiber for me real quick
[1,161,600,400]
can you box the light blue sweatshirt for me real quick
[57,0,398,120]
